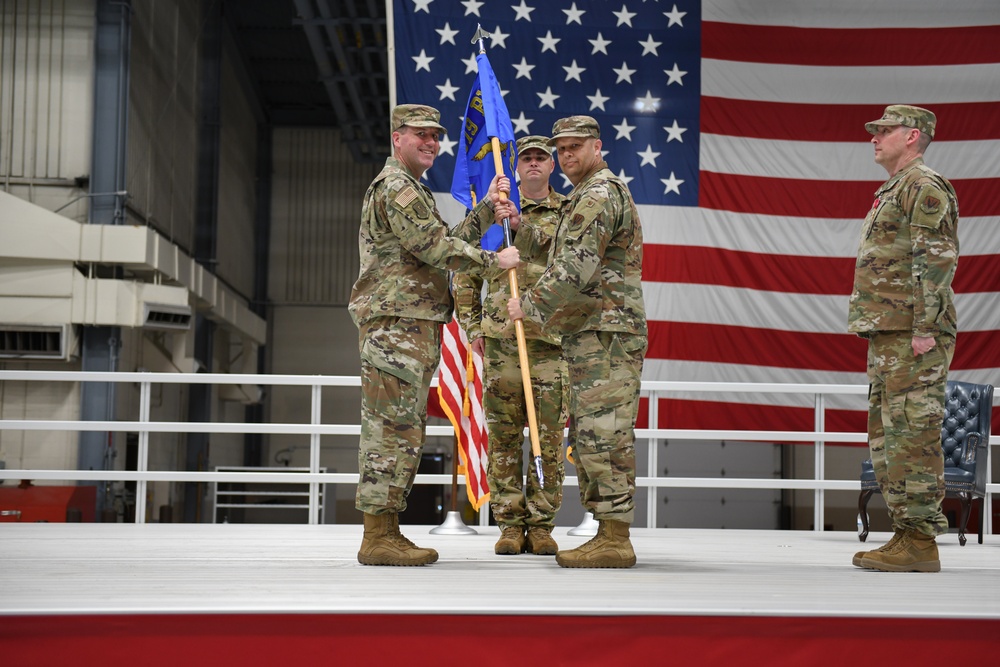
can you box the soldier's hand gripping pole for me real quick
[491,137,545,489]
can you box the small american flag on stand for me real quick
[436,315,490,510]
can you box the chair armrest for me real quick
[962,432,980,465]
[969,433,989,495]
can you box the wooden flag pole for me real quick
[490,137,545,488]
[471,25,544,487]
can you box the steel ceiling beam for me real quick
[292,0,389,163]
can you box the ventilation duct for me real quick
[0,324,76,360]
[1,190,265,345]
[142,303,192,331]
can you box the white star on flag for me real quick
[512,0,535,21]
[663,120,686,143]
[613,117,635,141]
[563,60,586,82]
[613,4,637,27]
[665,63,686,85]
[661,171,684,195]
[587,89,610,111]
[460,0,483,17]
[613,61,636,84]
[639,34,662,56]
[638,144,661,167]
[436,78,459,101]
[537,86,559,109]
[589,32,611,55]
[412,49,433,72]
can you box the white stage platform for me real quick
[3,523,998,619]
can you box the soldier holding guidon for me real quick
[349,104,519,566]
[454,135,568,556]
[508,116,647,569]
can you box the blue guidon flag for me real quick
[451,50,521,215]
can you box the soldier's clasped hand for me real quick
[497,246,520,270]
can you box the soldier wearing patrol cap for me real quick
[850,104,959,572]
[508,116,647,568]
[349,104,520,566]
[454,135,568,556]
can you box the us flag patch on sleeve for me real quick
[395,186,418,208]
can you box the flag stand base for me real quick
[567,512,599,536]
[429,511,477,535]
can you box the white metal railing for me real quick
[0,370,995,533]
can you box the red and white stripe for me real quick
[437,316,490,509]
[641,0,1000,432]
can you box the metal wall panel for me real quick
[0,366,81,472]
[125,0,198,251]
[214,53,255,300]
[0,0,93,192]
[269,127,376,306]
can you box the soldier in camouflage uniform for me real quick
[349,104,520,566]
[849,105,959,573]
[508,116,647,569]
[454,136,568,556]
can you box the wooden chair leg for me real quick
[956,491,971,547]
[858,490,873,542]
[977,497,984,545]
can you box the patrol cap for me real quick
[391,104,447,134]
[547,116,600,144]
[865,104,936,139]
[516,135,552,156]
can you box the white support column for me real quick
[646,390,660,529]
[135,380,151,524]
[308,383,322,525]
[813,393,825,531]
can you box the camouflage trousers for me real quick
[866,331,955,537]
[564,330,646,524]
[483,335,566,528]
[355,317,440,515]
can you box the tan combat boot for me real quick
[859,529,940,572]
[852,530,903,567]
[494,525,526,555]
[555,519,636,568]
[357,512,439,566]
[525,526,558,555]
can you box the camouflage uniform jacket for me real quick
[453,186,566,345]
[520,162,646,338]
[848,157,959,337]
[349,157,503,327]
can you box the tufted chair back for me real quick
[858,380,994,546]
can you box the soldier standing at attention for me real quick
[507,116,647,568]
[850,105,959,573]
[454,135,568,556]
[349,104,519,566]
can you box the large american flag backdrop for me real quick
[390,0,1000,435]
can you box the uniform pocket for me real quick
[360,319,435,386]
[575,378,632,417]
